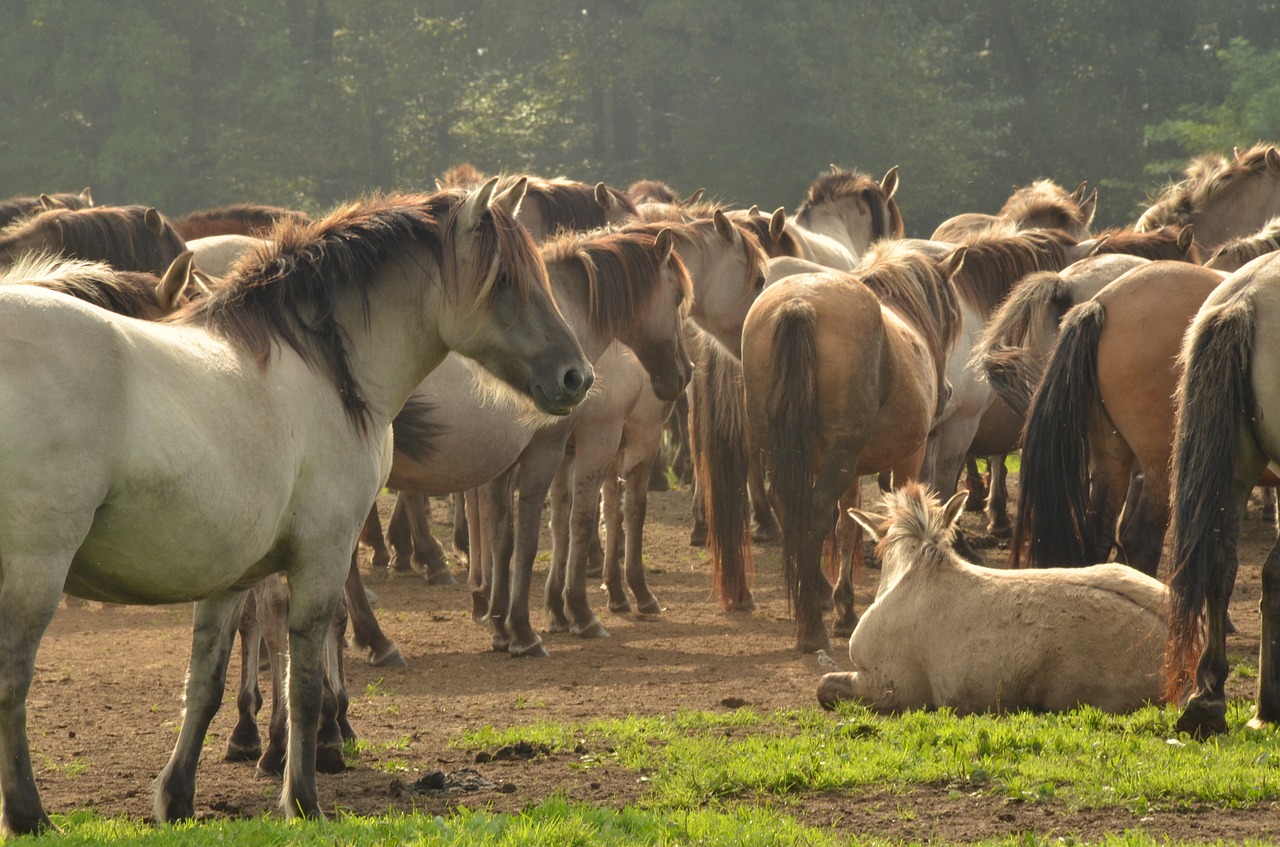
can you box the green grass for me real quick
[457,702,1280,812]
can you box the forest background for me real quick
[3,0,1278,235]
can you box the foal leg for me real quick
[154,590,249,823]
[0,556,70,836]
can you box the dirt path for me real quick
[25,483,1278,841]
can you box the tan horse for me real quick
[741,240,963,651]
[786,165,903,268]
[1137,143,1280,252]
[0,204,186,273]
[1011,261,1225,576]
[1166,252,1280,737]
[1205,217,1280,272]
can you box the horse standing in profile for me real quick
[0,180,592,835]
[741,241,963,651]
[817,484,1166,715]
[1166,251,1280,738]
[0,204,186,273]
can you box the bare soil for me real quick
[27,482,1280,842]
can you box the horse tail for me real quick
[764,301,821,618]
[1165,292,1258,701]
[695,340,755,610]
[1010,299,1107,568]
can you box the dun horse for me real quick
[0,180,592,835]
[0,204,186,273]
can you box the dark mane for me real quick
[542,226,691,338]
[175,204,311,241]
[951,229,1077,315]
[174,191,546,429]
[1,254,178,319]
[856,240,961,402]
[0,190,92,230]
[627,180,681,205]
[391,395,447,464]
[794,168,905,241]
[0,205,186,274]
[1092,225,1199,263]
[1207,217,1280,271]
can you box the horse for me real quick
[0,179,593,835]
[785,165,903,269]
[1137,143,1280,252]
[496,174,638,242]
[0,250,197,320]
[0,204,187,274]
[0,188,93,230]
[817,484,1166,714]
[187,233,270,279]
[1010,261,1225,577]
[931,179,1094,243]
[1165,251,1280,738]
[1205,217,1280,272]
[741,240,964,651]
[174,203,311,241]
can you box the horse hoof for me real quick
[689,527,707,547]
[636,598,662,616]
[608,598,632,614]
[1175,698,1229,739]
[367,643,406,668]
[817,672,856,710]
[572,618,610,639]
[831,618,857,639]
[752,524,780,544]
[426,566,458,586]
[491,633,511,652]
[255,752,285,779]
[224,739,262,763]
[316,747,348,775]
[988,521,1012,541]
[546,616,570,634]
[510,640,550,658]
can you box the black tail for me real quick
[1166,293,1258,701]
[764,301,821,617]
[1011,300,1108,568]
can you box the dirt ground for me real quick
[25,480,1280,843]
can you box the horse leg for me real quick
[254,575,290,778]
[0,556,70,836]
[985,456,1012,539]
[1085,417,1136,563]
[344,549,404,667]
[387,493,414,572]
[688,466,708,546]
[602,458,630,613]
[225,589,264,762]
[586,499,605,580]
[482,470,517,651]
[465,489,489,617]
[963,456,988,513]
[1254,534,1280,726]
[153,589,249,823]
[831,486,864,639]
[544,456,573,633]
[671,391,693,485]
[358,502,391,571]
[622,454,662,616]
[315,596,349,775]
[400,492,452,584]
[452,492,470,558]
[749,453,780,543]
[1116,469,1170,578]
[565,469,611,638]
[647,444,671,492]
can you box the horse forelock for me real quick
[952,229,1076,315]
[177,190,546,430]
[542,227,691,339]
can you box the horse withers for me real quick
[817,484,1167,714]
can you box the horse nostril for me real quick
[563,365,592,397]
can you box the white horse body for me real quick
[818,486,1166,715]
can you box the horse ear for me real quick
[1086,234,1111,257]
[941,246,967,280]
[460,176,500,233]
[1070,180,1088,204]
[1079,188,1098,229]
[770,207,787,242]
[189,268,216,296]
[1267,147,1280,174]
[434,178,445,190]
[156,249,195,312]
[144,207,165,236]
[829,163,842,174]
[747,204,760,217]
[683,187,705,206]
[1178,225,1195,254]
[80,187,94,205]
[712,208,736,244]
[941,490,969,530]
[845,508,882,542]
[880,165,900,201]
[38,193,56,210]
[594,182,613,212]
[655,228,676,265]
[493,176,528,218]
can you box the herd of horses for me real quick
[3,144,1280,834]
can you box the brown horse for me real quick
[741,240,964,651]
[0,188,94,230]
[174,203,311,241]
[1166,252,1280,738]
[1137,143,1280,252]
[0,204,186,273]
[1011,261,1225,576]
[493,174,638,241]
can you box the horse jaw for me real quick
[456,354,577,430]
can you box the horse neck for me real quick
[673,236,745,351]
[545,260,614,363]
[1195,175,1280,251]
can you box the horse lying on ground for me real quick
[817,484,1167,714]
